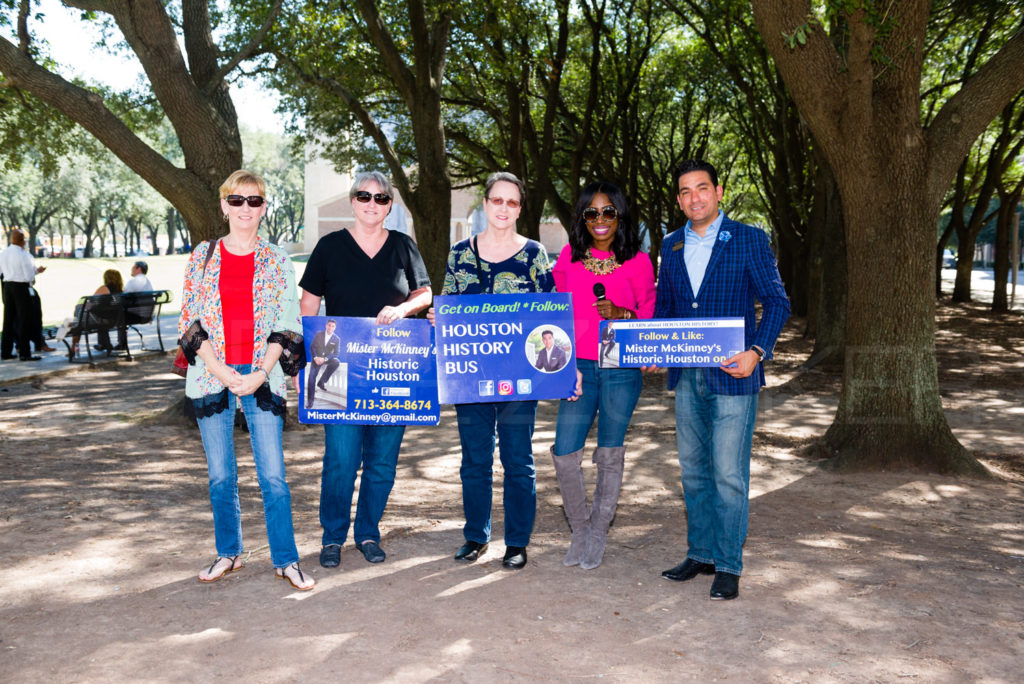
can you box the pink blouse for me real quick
[552,245,656,361]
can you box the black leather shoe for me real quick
[1,354,18,360]
[502,546,527,570]
[661,559,715,582]
[319,544,342,568]
[454,540,488,562]
[710,571,740,600]
[357,540,386,563]
[19,356,42,362]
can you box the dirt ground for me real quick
[1,302,1022,682]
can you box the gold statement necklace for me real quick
[582,248,621,275]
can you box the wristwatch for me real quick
[749,345,766,362]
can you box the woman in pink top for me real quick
[551,181,656,570]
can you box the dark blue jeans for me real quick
[320,423,405,546]
[673,368,758,576]
[553,359,642,454]
[455,400,538,547]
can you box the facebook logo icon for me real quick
[478,380,494,396]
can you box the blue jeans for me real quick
[320,423,405,546]
[455,400,538,547]
[673,368,758,576]
[196,370,298,569]
[553,360,642,454]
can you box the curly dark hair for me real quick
[568,181,641,264]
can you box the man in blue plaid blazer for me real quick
[655,159,790,600]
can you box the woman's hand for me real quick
[569,368,585,401]
[196,340,242,391]
[426,306,436,326]
[209,361,243,391]
[594,300,622,319]
[376,304,405,326]
[234,370,268,396]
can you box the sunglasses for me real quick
[488,197,521,209]
[355,191,392,205]
[225,195,266,207]
[583,206,618,223]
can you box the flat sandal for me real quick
[198,555,242,583]
[276,562,315,591]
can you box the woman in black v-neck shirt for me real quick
[300,227,427,318]
[298,171,432,568]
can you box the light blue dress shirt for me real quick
[683,210,724,297]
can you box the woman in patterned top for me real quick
[429,172,553,570]
[178,170,313,591]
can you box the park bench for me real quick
[62,290,173,364]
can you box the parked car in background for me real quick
[942,249,956,269]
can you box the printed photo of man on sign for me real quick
[528,326,572,373]
[434,293,577,404]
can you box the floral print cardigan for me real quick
[177,237,305,417]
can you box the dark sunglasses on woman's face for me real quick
[583,206,618,223]
[355,191,392,205]
[225,195,266,207]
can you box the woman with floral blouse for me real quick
[429,172,554,571]
[178,170,313,591]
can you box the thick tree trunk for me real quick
[952,231,978,302]
[991,186,1022,313]
[403,174,452,294]
[805,160,845,370]
[825,170,984,474]
[935,222,955,297]
[752,0,1024,475]
[164,207,177,255]
[775,229,808,319]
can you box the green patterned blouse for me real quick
[441,237,555,295]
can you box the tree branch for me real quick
[274,52,410,199]
[751,0,845,146]
[17,0,31,55]
[0,35,198,204]
[206,0,284,95]
[927,27,1024,200]
[354,0,416,108]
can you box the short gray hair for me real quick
[484,172,525,205]
[349,171,394,200]
[133,260,148,274]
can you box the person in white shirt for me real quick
[0,229,46,361]
[123,261,153,293]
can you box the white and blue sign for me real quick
[434,293,577,404]
[299,316,440,425]
[597,318,746,368]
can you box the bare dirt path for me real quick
[1,303,1022,682]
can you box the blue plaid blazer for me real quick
[654,215,790,395]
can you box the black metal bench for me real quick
[63,290,173,364]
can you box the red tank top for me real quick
[219,244,255,365]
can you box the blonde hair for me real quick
[219,170,267,199]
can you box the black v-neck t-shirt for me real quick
[299,229,431,317]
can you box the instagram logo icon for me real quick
[498,380,513,396]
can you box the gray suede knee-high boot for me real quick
[551,446,590,566]
[580,446,625,570]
